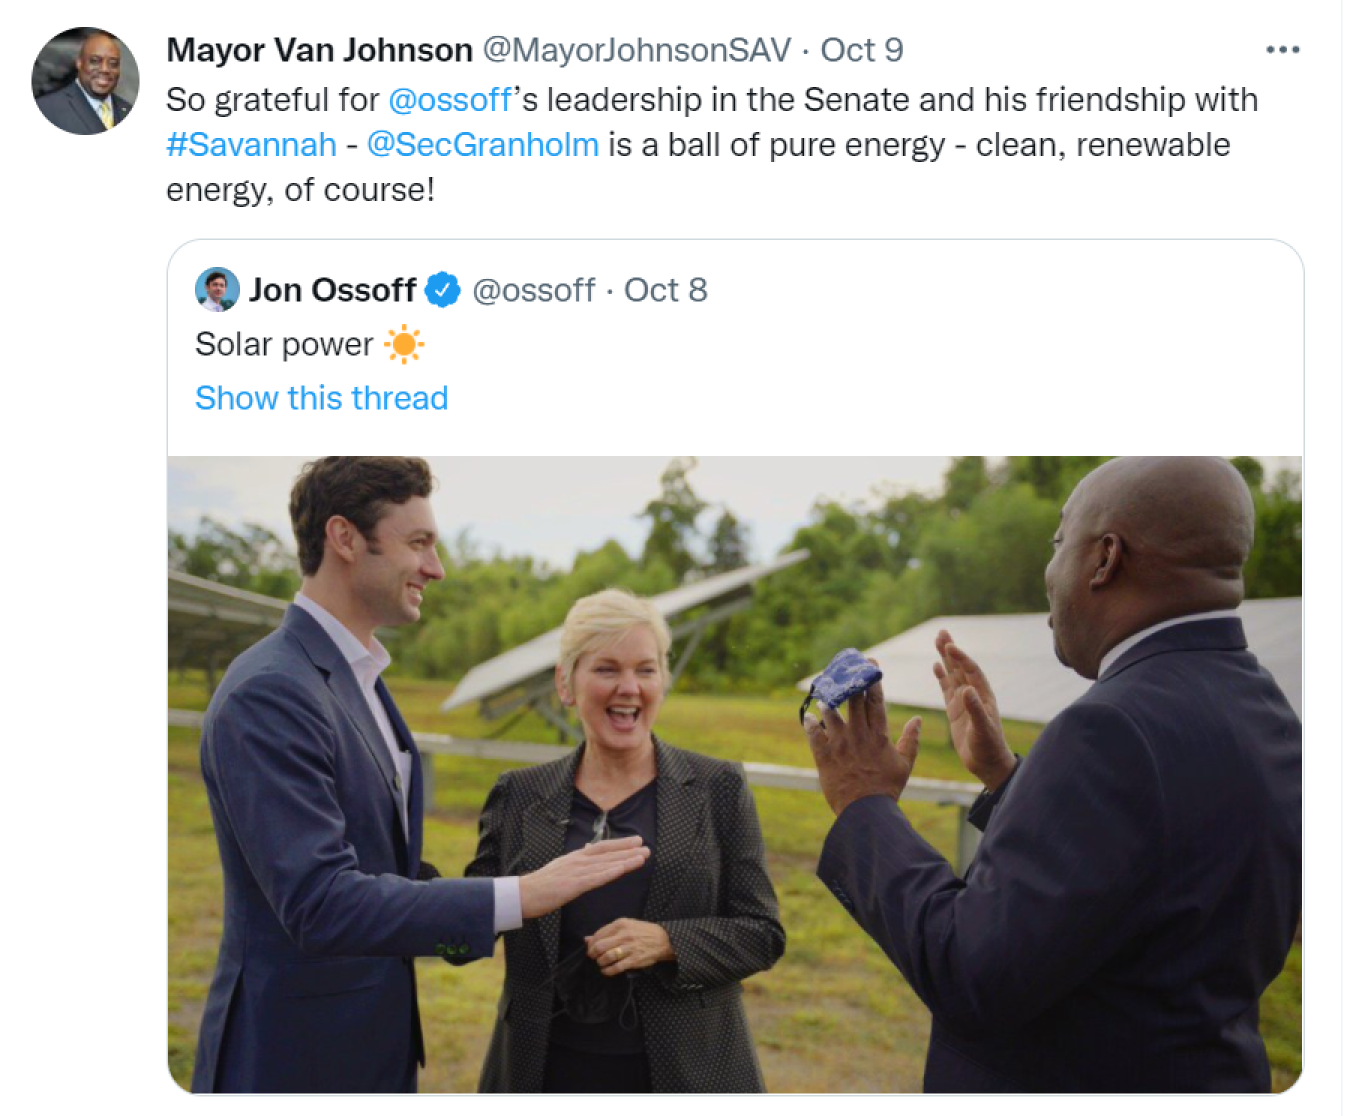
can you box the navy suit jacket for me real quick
[35,81,132,134]
[818,618,1301,1092]
[191,607,496,1093]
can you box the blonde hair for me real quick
[557,588,672,695]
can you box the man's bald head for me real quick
[75,32,121,100]
[1069,456,1254,586]
[1046,457,1255,678]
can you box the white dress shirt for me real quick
[1098,609,1240,676]
[201,297,226,312]
[293,593,522,932]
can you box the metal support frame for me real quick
[481,675,557,722]
[665,594,752,688]
[473,592,759,746]
[531,696,577,742]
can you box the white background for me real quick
[168,239,1303,451]
[5,1,1341,1111]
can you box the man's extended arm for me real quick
[205,674,645,959]
[815,700,1162,1037]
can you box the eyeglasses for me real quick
[588,810,611,845]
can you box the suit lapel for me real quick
[326,658,401,792]
[66,84,105,134]
[378,679,420,869]
[642,739,704,921]
[520,749,581,969]
[284,608,407,852]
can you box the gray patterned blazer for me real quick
[465,737,786,1092]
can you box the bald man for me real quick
[806,457,1301,1092]
[36,31,133,135]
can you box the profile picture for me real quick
[32,28,138,135]
[196,269,240,313]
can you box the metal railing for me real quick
[169,709,983,868]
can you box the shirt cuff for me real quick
[492,877,523,933]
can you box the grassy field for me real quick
[168,676,1301,1092]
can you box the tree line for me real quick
[169,456,1301,691]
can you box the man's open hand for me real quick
[519,836,650,920]
[933,630,1016,792]
[803,676,921,816]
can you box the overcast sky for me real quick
[167,457,1302,569]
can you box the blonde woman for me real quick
[467,588,785,1092]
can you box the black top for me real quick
[550,781,657,1054]
[465,738,786,1092]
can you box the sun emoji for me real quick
[385,325,424,364]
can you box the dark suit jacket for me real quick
[818,618,1301,1092]
[35,81,132,134]
[466,738,786,1092]
[192,606,496,1093]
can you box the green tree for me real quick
[1229,456,1265,489]
[1246,469,1302,598]
[871,487,938,571]
[708,507,752,573]
[176,457,1299,692]
[916,483,1060,614]
[1225,458,1301,600]
[942,456,990,512]
[722,500,883,687]
[1003,456,1111,502]
[639,457,707,581]
[168,517,299,599]
[401,536,553,678]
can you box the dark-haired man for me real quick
[36,31,133,134]
[198,273,233,312]
[805,457,1301,1092]
[193,458,650,1093]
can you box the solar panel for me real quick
[168,569,288,626]
[800,598,1301,724]
[441,550,809,712]
[168,569,289,680]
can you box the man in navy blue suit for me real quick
[805,457,1301,1092]
[35,31,133,134]
[192,458,649,1092]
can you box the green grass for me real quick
[168,674,1301,1092]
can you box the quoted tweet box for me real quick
[167,239,1303,456]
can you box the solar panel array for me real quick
[801,598,1301,724]
[441,550,809,712]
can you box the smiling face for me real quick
[561,625,666,756]
[75,34,121,99]
[348,496,444,630]
[206,277,228,302]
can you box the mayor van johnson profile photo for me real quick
[33,28,138,135]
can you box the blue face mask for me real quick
[800,648,883,724]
